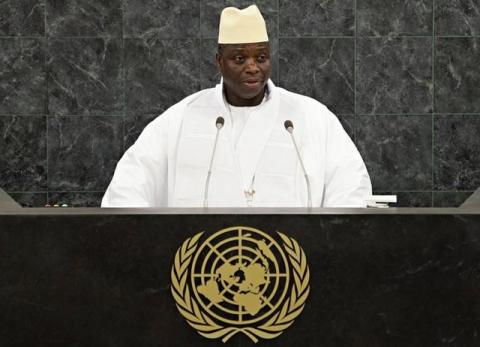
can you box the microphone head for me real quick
[216,116,225,129]
[284,120,294,133]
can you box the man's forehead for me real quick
[223,43,269,51]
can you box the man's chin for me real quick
[239,83,266,99]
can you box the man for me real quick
[102,5,371,208]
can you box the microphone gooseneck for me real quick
[284,120,312,208]
[204,116,225,208]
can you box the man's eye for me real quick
[234,56,245,63]
[257,55,267,62]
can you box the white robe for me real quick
[101,80,372,208]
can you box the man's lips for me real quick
[242,79,263,88]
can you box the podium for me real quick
[1,205,479,346]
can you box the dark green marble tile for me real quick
[9,192,47,207]
[434,115,480,191]
[125,38,201,115]
[280,0,354,36]
[435,0,480,36]
[46,0,122,37]
[0,38,46,114]
[0,0,45,36]
[433,191,473,207]
[279,38,354,114]
[124,0,200,39]
[47,38,123,115]
[357,37,432,114]
[357,0,432,36]
[356,115,432,191]
[47,116,123,191]
[0,116,46,191]
[435,38,480,113]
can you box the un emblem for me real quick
[171,226,310,343]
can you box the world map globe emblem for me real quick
[191,226,289,325]
[171,226,310,343]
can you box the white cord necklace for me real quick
[224,87,269,207]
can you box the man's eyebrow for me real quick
[230,46,268,52]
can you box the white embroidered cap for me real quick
[218,5,269,44]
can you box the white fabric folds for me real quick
[102,80,372,208]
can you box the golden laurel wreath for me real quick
[170,229,310,343]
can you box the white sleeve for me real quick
[101,115,169,208]
[322,112,372,207]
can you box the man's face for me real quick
[216,42,271,106]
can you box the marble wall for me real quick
[1,0,479,207]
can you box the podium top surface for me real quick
[0,206,479,215]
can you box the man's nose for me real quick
[245,58,259,73]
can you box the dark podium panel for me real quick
[1,208,479,347]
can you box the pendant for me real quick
[244,188,256,207]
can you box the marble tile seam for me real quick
[45,191,107,193]
[356,114,432,117]
[0,114,46,117]
[434,35,480,38]
[44,115,125,117]
[278,35,480,39]
[432,191,476,194]
[0,112,480,117]
[198,0,203,40]
[43,0,47,42]
[279,36,355,39]
[2,35,479,40]
[45,36,123,39]
[374,191,475,193]
[5,191,48,194]
[432,113,480,116]
[356,113,480,116]
[277,0,280,83]
[354,0,357,126]
[0,36,119,39]
[0,36,46,39]
[45,31,49,201]
[122,37,203,41]
[2,115,475,120]
[121,18,126,154]
[279,36,433,39]
[431,0,436,207]
[0,37,203,40]
[6,190,472,194]
[1,115,478,121]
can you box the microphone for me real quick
[204,116,225,208]
[284,120,312,208]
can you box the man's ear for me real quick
[215,52,223,70]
